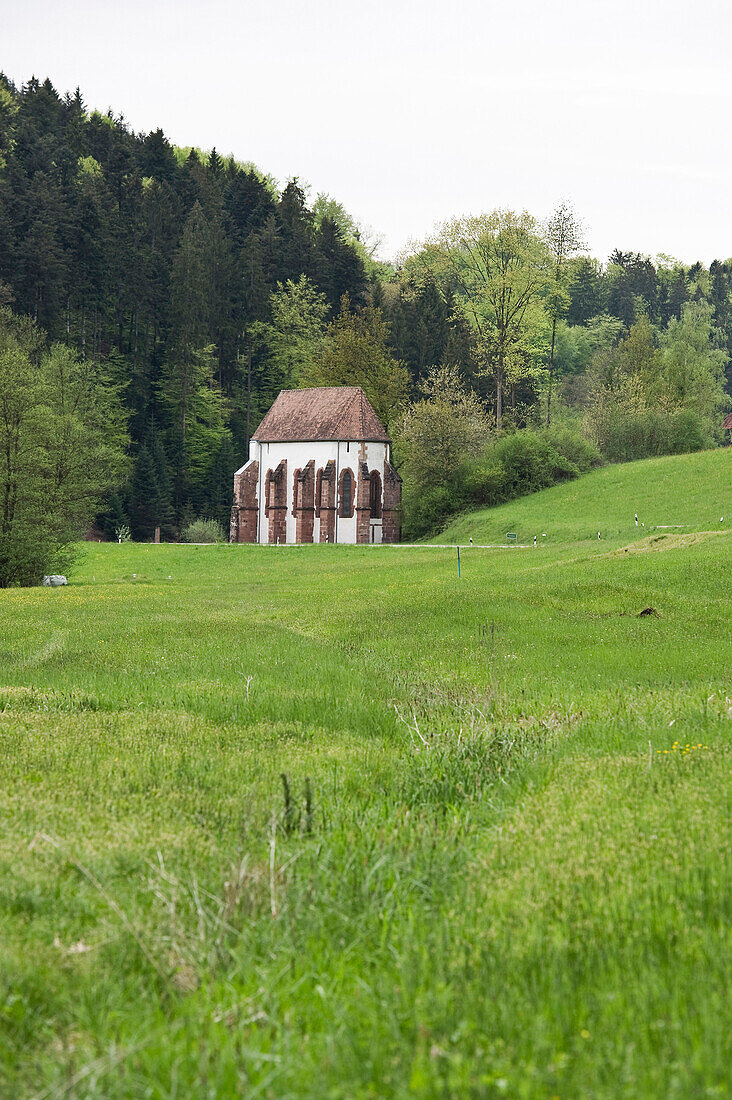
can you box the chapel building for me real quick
[230,386,401,545]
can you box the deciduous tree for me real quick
[660,301,727,425]
[396,363,490,487]
[249,275,329,390]
[0,308,127,585]
[300,297,410,429]
[543,202,585,425]
[413,211,551,429]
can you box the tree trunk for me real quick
[246,349,252,444]
[546,313,558,428]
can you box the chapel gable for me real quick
[230,387,401,545]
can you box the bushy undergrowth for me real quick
[181,517,227,544]
[589,406,714,463]
[403,427,602,539]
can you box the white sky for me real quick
[4,0,732,265]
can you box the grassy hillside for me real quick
[0,453,730,1097]
[434,448,731,546]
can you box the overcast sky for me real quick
[4,0,732,265]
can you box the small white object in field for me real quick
[168,575,172,579]
[635,513,638,525]
[133,573,136,578]
[721,517,724,523]
[542,533,546,537]
[43,575,67,587]
[598,532,601,539]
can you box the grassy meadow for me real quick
[1,450,731,1098]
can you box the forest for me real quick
[0,74,730,575]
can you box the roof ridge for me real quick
[279,384,362,392]
[252,385,389,443]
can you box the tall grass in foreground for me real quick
[0,458,730,1098]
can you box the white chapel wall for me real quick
[245,438,389,544]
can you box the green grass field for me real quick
[1,450,731,1098]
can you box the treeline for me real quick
[391,210,731,536]
[1,75,730,550]
[0,75,372,536]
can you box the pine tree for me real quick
[14,171,70,332]
[98,488,127,541]
[69,156,113,358]
[203,433,235,528]
[139,128,178,183]
[146,419,174,536]
[224,168,276,249]
[128,445,160,539]
[567,257,604,325]
[207,147,223,177]
[277,179,314,281]
[314,216,367,313]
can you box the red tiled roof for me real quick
[724,412,732,430]
[252,387,390,443]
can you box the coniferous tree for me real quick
[69,156,113,358]
[606,251,660,325]
[99,488,127,540]
[277,179,314,281]
[203,433,235,528]
[224,167,276,249]
[314,216,367,313]
[14,171,70,331]
[667,267,690,322]
[139,128,178,183]
[386,278,474,390]
[128,445,160,539]
[146,419,175,536]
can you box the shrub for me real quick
[483,431,578,496]
[540,426,602,473]
[401,484,456,541]
[181,518,227,544]
[593,407,713,463]
[457,462,506,509]
[401,426,600,540]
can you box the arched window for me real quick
[370,470,382,518]
[339,469,353,517]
